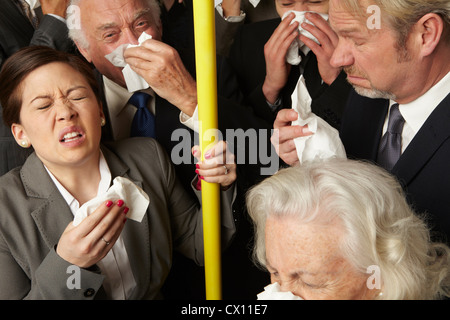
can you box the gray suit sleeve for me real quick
[32,248,105,300]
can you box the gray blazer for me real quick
[0,138,236,299]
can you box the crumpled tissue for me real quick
[73,176,150,226]
[257,282,303,300]
[105,32,152,92]
[281,10,329,65]
[291,75,347,164]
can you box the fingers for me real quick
[192,141,237,188]
[266,13,299,55]
[303,12,338,47]
[273,109,299,129]
[57,200,129,268]
[76,200,125,238]
[87,200,128,250]
[271,109,313,166]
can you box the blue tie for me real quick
[377,104,405,171]
[128,92,156,138]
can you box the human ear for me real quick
[11,123,30,148]
[414,13,444,57]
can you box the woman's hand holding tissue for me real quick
[262,12,299,104]
[124,39,198,117]
[56,200,128,268]
[299,12,341,85]
[192,141,237,189]
[272,109,312,166]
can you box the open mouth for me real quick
[60,131,83,143]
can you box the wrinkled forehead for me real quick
[329,0,373,33]
[79,0,155,27]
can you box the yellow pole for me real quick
[192,0,222,300]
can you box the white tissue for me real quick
[281,10,329,65]
[105,32,153,92]
[291,75,346,164]
[73,177,150,226]
[257,282,303,300]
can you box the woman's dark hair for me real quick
[0,46,100,127]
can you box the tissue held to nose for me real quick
[105,32,153,92]
[281,10,329,65]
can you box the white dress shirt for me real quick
[384,71,450,153]
[103,76,198,140]
[45,152,136,300]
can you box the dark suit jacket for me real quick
[160,0,278,56]
[215,0,278,56]
[340,90,450,243]
[227,18,351,130]
[0,138,235,299]
[0,0,75,177]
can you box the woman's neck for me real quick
[46,152,102,206]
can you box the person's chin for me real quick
[352,84,396,100]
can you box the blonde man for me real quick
[273,0,450,244]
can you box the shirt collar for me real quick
[103,75,155,118]
[392,71,450,134]
[45,151,112,215]
[25,0,40,10]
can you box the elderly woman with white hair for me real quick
[247,159,450,300]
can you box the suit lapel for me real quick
[340,92,389,160]
[393,93,450,185]
[20,153,74,249]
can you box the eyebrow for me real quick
[29,86,87,104]
[96,8,152,32]
[336,26,369,38]
[266,261,318,277]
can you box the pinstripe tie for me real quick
[16,0,39,29]
[377,103,405,171]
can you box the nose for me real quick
[295,3,309,12]
[122,28,140,45]
[278,279,301,297]
[56,99,77,122]
[330,39,354,68]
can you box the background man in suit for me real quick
[0,0,75,176]
[273,0,450,243]
[226,0,351,130]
